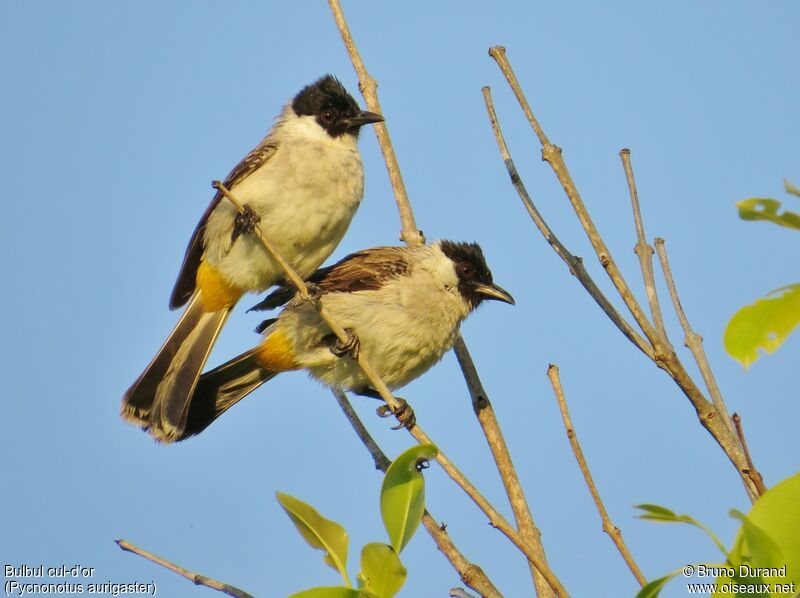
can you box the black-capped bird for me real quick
[178,241,514,440]
[122,75,383,442]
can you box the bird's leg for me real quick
[231,204,261,244]
[290,283,323,307]
[355,387,416,430]
[330,328,360,359]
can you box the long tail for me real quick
[178,347,278,440]
[121,293,231,443]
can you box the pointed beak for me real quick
[345,110,384,130]
[473,282,515,305]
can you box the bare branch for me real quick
[481,85,654,361]
[487,46,761,502]
[653,238,736,436]
[327,0,423,246]
[453,336,554,597]
[488,46,658,349]
[546,366,647,587]
[620,149,667,340]
[115,540,255,598]
[732,413,768,495]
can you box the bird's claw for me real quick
[377,397,416,430]
[231,204,261,244]
[290,283,323,307]
[331,328,360,359]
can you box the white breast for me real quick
[202,113,365,292]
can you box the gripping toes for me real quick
[231,204,261,244]
[377,397,416,430]
[331,328,360,359]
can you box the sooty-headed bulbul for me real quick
[122,75,383,442]
[178,241,514,440]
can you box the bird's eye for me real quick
[320,110,335,124]
[457,262,474,279]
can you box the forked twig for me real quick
[115,540,255,598]
[481,86,653,360]
[487,45,762,502]
[620,149,667,340]
[546,366,647,586]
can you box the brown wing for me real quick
[168,141,279,309]
[248,246,410,312]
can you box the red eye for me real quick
[457,262,474,278]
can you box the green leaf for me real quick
[277,491,351,586]
[785,179,800,198]
[635,504,728,556]
[724,284,800,368]
[357,543,407,598]
[736,198,800,230]
[289,587,367,598]
[635,570,683,598]
[729,510,783,569]
[380,444,438,552]
[728,472,800,588]
[634,504,689,523]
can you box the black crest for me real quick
[292,75,362,138]
[439,240,495,308]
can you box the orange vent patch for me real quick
[196,261,245,312]
[256,329,300,372]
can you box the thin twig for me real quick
[327,0,423,247]
[481,86,654,361]
[453,335,554,597]
[620,149,668,340]
[488,46,658,350]
[732,413,767,495]
[546,366,647,587]
[653,239,737,437]
[214,180,568,596]
[332,388,503,598]
[487,45,761,502]
[115,540,255,598]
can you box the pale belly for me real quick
[202,141,364,292]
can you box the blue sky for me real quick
[2,2,798,597]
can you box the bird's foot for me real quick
[330,328,360,359]
[231,204,261,244]
[377,397,416,430]
[290,283,323,307]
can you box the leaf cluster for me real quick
[278,444,438,598]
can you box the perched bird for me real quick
[122,75,383,442]
[179,240,515,440]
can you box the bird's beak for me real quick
[473,282,515,305]
[346,110,384,130]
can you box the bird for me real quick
[122,75,384,442]
[177,240,515,440]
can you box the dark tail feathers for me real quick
[179,348,277,440]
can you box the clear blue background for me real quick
[2,2,798,597]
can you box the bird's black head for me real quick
[440,240,515,309]
[292,75,383,138]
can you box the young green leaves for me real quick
[281,444,437,598]
[724,179,800,368]
[634,472,800,598]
